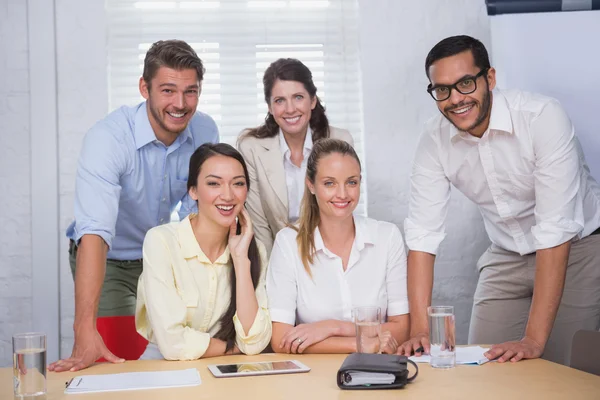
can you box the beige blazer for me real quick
[237,127,354,255]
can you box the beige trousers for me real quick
[468,234,600,365]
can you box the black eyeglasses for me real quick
[427,68,489,101]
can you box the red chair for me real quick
[96,316,149,361]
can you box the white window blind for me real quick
[106,0,366,216]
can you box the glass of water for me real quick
[428,306,456,368]
[353,306,381,354]
[13,332,47,399]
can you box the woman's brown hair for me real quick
[241,58,330,141]
[187,143,261,352]
[294,138,361,276]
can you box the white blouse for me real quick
[279,128,313,223]
[266,216,409,326]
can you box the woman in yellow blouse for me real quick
[135,143,271,360]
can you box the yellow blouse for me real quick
[135,214,271,360]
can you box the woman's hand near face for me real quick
[229,207,254,266]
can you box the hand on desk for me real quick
[279,321,337,354]
[378,331,399,355]
[397,332,430,356]
[484,336,544,363]
[48,328,124,372]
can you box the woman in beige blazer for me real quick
[238,58,353,255]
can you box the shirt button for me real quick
[160,218,165,223]
[164,174,167,179]
[162,197,166,202]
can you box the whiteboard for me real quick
[490,10,600,179]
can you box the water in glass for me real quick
[13,347,47,398]
[429,310,456,368]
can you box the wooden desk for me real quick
[2,353,599,400]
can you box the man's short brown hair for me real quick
[142,40,205,87]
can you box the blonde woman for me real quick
[238,58,353,255]
[136,143,271,360]
[266,139,409,354]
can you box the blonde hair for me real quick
[293,138,361,276]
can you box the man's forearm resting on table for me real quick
[74,234,108,332]
[407,250,435,335]
[524,241,570,347]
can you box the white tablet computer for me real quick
[207,360,311,378]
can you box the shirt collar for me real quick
[134,101,193,150]
[313,216,374,256]
[279,127,313,160]
[177,214,231,265]
[449,89,513,142]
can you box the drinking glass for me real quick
[428,306,456,368]
[353,306,381,354]
[13,333,47,399]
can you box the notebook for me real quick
[65,368,201,394]
[409,346,491,365]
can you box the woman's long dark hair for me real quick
[241,58,330,141]
[187,143,262,352]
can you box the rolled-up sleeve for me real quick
[233,241,272,355]
[385,224,409,316]
[404,128,451,255]
[73,125,126,248]
[137,228,211,360]
[266,232,298,325]
[530,100,584,249]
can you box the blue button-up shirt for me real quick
[66,102,219,260]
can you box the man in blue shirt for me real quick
[49,40,219,372]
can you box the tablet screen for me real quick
[216,361,301,374]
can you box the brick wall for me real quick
[359,0,492,343]
[0,0,32,367]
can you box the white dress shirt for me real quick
[405,89,600,256]
[279,128,313,222]
[266,216,409,326]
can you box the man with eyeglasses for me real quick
[398,35,600,366]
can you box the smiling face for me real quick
[268,79,317,138]
[428,50,496,137]
[307,153,361,222]
[139,66,200,145]
[189,154,248,228]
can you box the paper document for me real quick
[409,346,491,365]
[65,368,201,394]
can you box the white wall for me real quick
[358,0,492,343]
[0,0,33,367]
[56,0,108,357]
[490,10,600,179]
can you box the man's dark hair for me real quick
[425,35,491,79]
[142,40,205,87]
